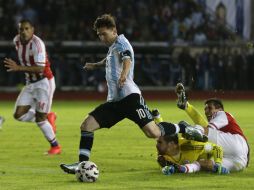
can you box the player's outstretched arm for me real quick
[83,58,106,70]
[3,58,44,73]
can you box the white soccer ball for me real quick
[75,161,99,182]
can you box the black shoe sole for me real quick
[60,164,75,174]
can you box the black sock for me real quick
[178,121,188,133]
[157,122,178,136]
[79,131,94,162]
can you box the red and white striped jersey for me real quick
[13,34,53,84]
[208,111,247,141]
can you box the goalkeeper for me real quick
[156,134,229,175]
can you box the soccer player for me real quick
[175,83,249,172]
[0,116,5,129]
[3,19,61,155]
[156,134,229,175]
[60,14,204,174]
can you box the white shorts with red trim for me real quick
[15,77,55,113]
[208,128,248,171]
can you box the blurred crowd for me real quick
[1,0,253,91]
[1,46,254,91]
[1,0,231,43]
[137,47,254,90]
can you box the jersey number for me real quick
[136,109,146,119]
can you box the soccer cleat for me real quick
[151,109,163,124]
[60,162,79,174]
[47,112,57,133]
[46,145,61,155]
[179,121,208,142]
[0,116,5,129]
[175,83,187,110]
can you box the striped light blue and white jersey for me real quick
[105,34,141,102]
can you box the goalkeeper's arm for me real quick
[162,161,201,175]
[157,155,175,167]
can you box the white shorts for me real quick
[15,77,56,113]
[208,128,249,171]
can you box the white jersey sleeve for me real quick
[208,111,228,130]
[31,36,46,66]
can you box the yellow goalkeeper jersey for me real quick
[163,138,223,165]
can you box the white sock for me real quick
[174,124,180,134]
[17,110,36,122]
[36,120,56,142]
[194,124,205,134]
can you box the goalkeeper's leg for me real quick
[175,83,208,127]
[185,102,208,127]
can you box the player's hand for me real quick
[83,62,95,70]
[213,163,230,174]
[3,58,20,72]
[81,57,96,71]
[162,165,175,175]
[157,155,168,167]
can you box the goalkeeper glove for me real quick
[162,165,176,175]
[213,163,230,174]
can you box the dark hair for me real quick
[18,19,34,27]
[93,14,116,31]
[205,98,224,110]
[163,134,179,144]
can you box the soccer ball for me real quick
[75,161,99,182]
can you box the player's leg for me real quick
[123,94,187,138]
[13,86,35,122]
[35,111,61,155]
[60,101,125,174]
[207,128,248,171]
[46,77,57,133]
[175,83,208,127]
[59,115,100,174]
[184,103,208,127]
[142,121,184,138]
[34,87,61,155]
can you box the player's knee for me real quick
[13,112,23,120]
[142,123,161,138]
[145,131,160,138]
[80,121,88,131]
[80,115,99,132]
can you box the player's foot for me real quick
[151,109,163,124]
[60,162,79,174]
[0,116,5,129]
[175,83,187,109]
[46,145,61,155]
[47,112,57,133]
[179,121,208,142]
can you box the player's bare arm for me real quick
[118,58,131,88]
[3,58,44,73]
[83,58,106,71]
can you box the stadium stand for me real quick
[0,0,254,91]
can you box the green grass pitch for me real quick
[0,100,254,190]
